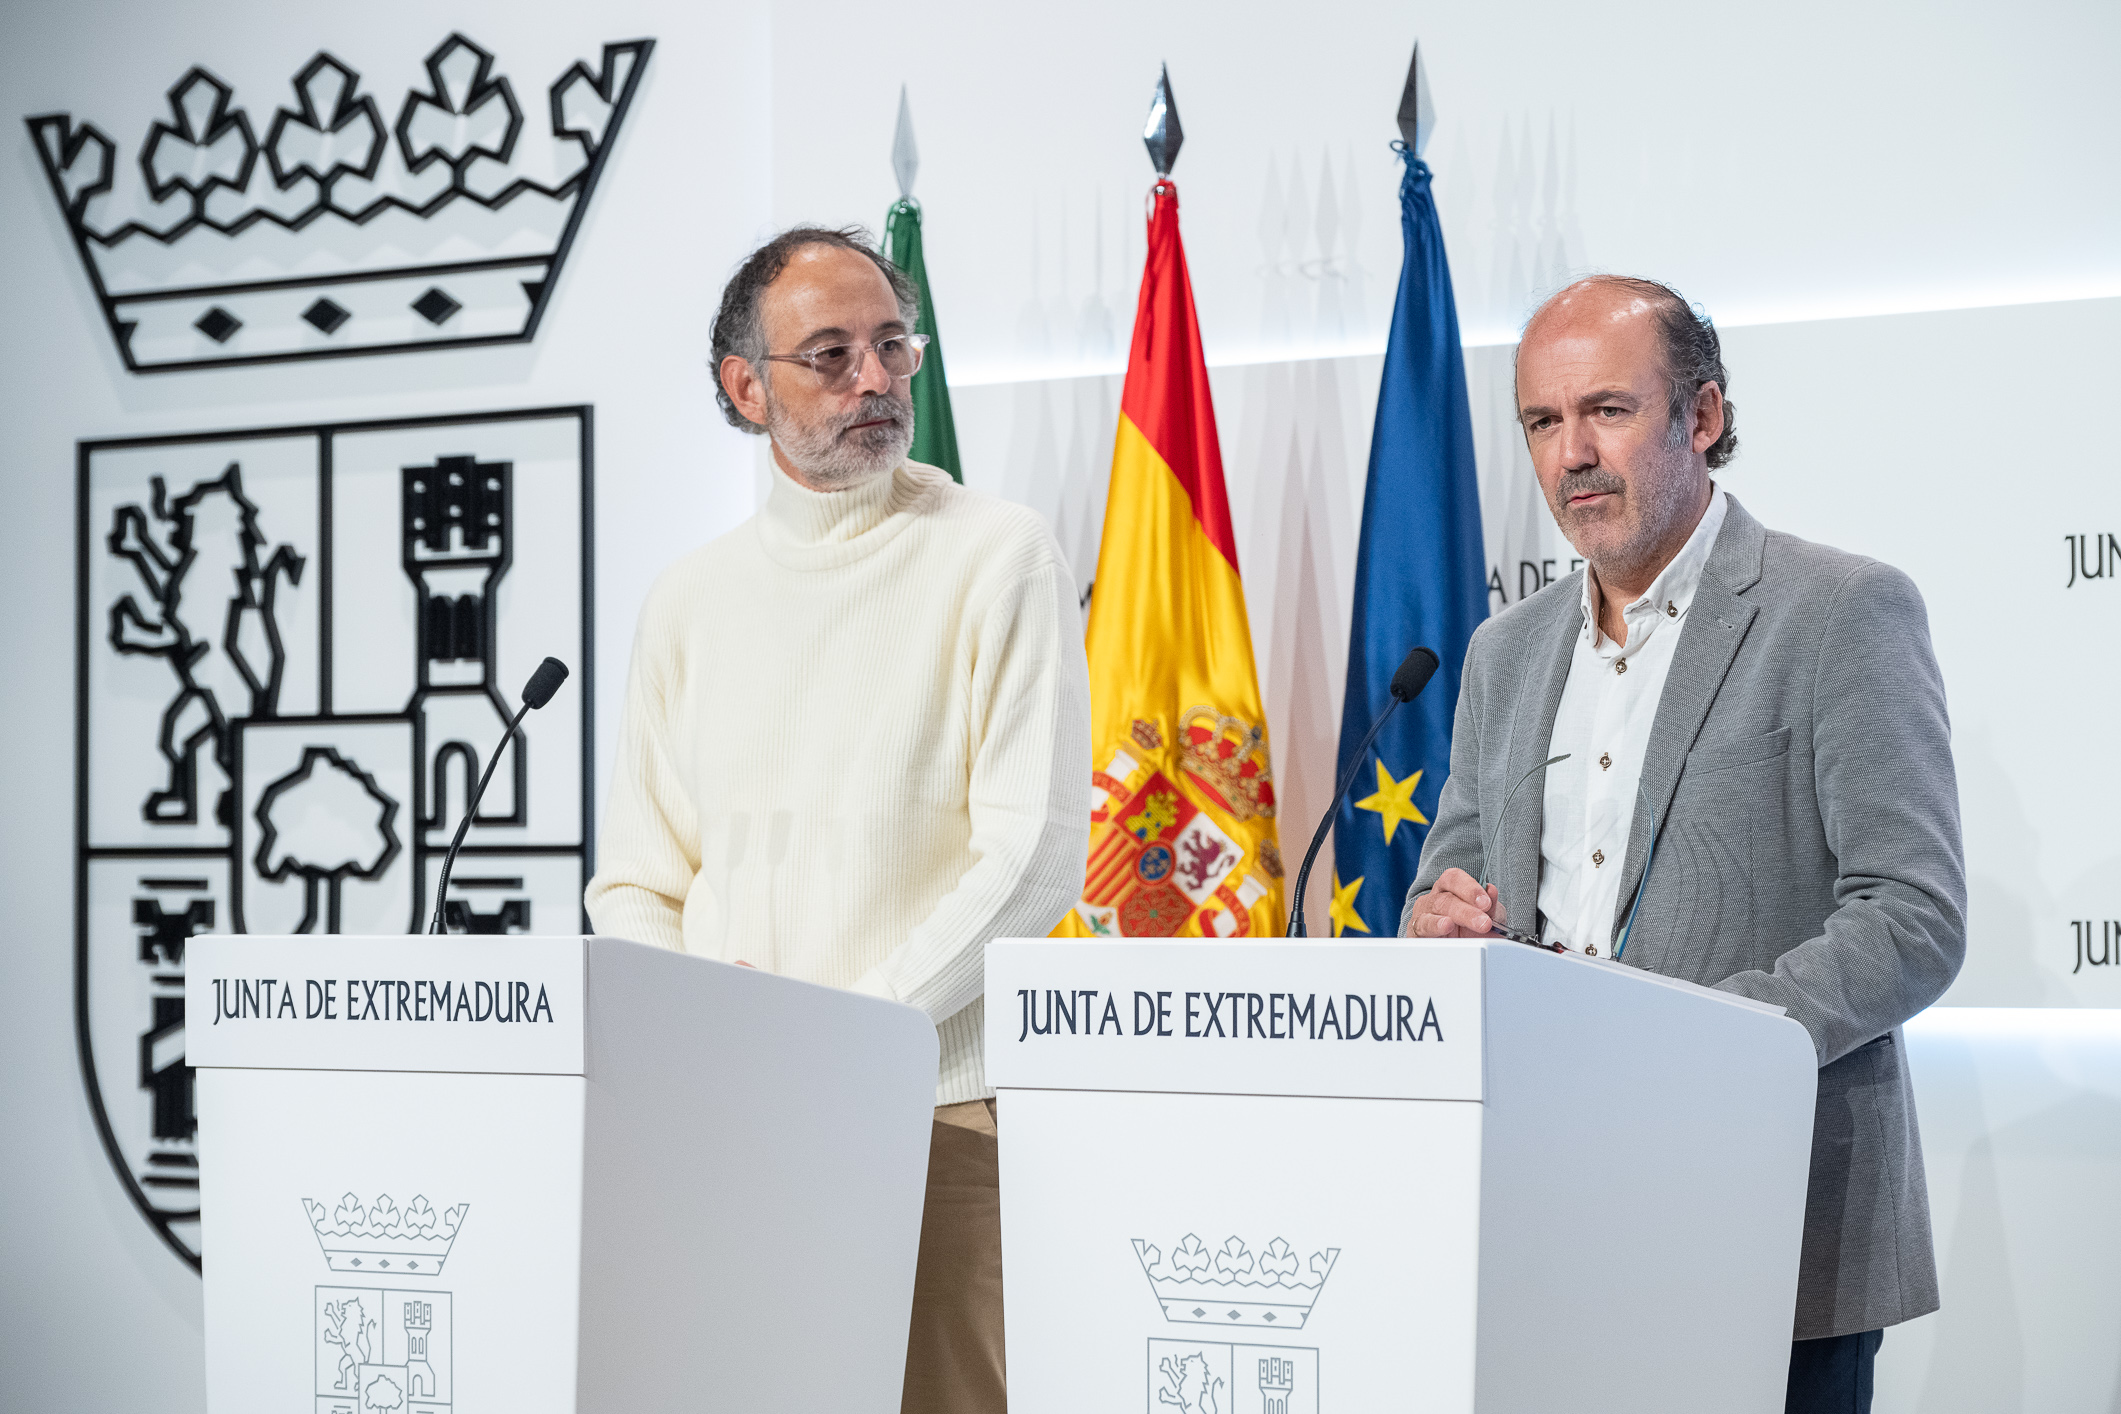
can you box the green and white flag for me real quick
[884,196,961,482]
[882,89,962,482]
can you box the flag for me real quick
[882,197,962,482]
[1057,179,1284,939]
[1326,152,1487,938]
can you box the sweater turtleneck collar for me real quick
[754,457,941,570]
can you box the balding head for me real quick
[1520,276,1738,469]
[1513,275,1733,599]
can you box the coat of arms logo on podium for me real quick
[76,407,592,1268]
[309,1191,463,1414]
[1135,1232,1336,1413]
[27,32,652,372]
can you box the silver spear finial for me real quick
[1143,63,1183,177]
[892,83,919,199]
[1396,42,1435,157]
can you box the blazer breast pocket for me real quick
[1685,725,1791,775]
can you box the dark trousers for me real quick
[1786,1330,1882,1414]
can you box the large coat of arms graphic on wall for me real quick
[75,406,593,1267]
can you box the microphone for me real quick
[1287,647,1439,936]
[428,657,571,935]
[521,655,569,710]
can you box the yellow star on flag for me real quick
[1329,872,1371,937]
[1354,760,1427,844]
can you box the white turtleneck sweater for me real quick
[586,458,1091,1104]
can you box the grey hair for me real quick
[1520,274,1739,469]
[708,225,922,434]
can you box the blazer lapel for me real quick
[1497,597,1579,931]
[1608,495,1768,942]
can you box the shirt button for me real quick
[1615,659,1628,675]
[1592,849,1605,867]
[1599,752,1612,770]
[1667,601,1678,617]
[1586,944,1599,957]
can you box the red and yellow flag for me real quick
[1058,179,1285,939]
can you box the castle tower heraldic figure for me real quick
[402,455,523,831]
[403,1300,437,1399]
[108,464,303,826]
[134,884,213,1180]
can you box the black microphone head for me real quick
[521,657,569,709]
[1390,647,1440,702]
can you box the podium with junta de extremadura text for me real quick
[188,933,939,1414]
[986,937,1819,1414]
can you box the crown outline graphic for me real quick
[26,31,653,373]
[304,1192,469,1276]
[1133,1233,1340,1329]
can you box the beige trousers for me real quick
[901,1099,1006,1414]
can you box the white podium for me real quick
[189,934,937,1414]
[986,938,1817,1414]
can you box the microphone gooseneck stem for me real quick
[1287,697,1404,937]
[428,700,533,935]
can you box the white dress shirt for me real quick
[1536,486,1727,956]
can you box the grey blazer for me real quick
[1402,494,1965,1341]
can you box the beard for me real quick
[1547,418,1704,584]
[765,387,916,490]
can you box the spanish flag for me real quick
[1058,179,1285,939]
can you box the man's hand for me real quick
[1402,868,1506,938]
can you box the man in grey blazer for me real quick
[1401,275,1965,1413]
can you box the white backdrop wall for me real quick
[1888,1009,2121,1412]
[771,0,2121,377]
[5,0,2120,1409]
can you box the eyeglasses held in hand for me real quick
[1476,753,1571,952]
[759,334,930,389]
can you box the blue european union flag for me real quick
[1328,152,1487,937]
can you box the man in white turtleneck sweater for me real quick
[586,227,1089,1413]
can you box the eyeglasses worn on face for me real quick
[759,334,930,389]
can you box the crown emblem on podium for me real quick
[27,32,652,372]
[1133,1233,1339,1329]
[1177,707,1277,822]
[304,1192,469,1275]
